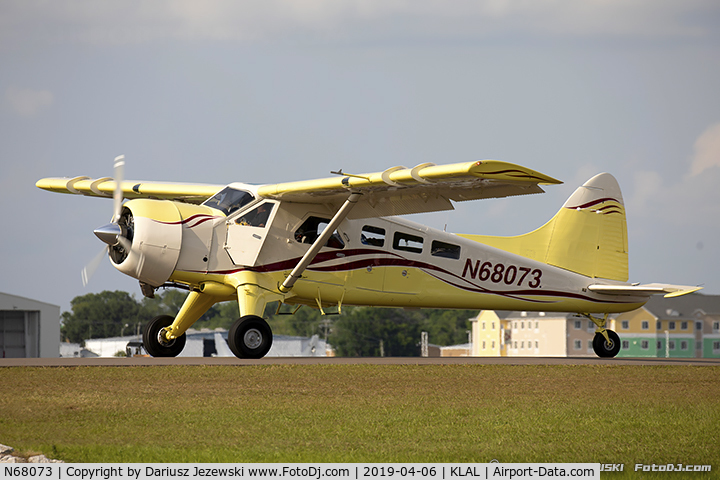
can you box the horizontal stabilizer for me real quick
[588,283,703,298]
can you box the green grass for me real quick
[1,364,718,470]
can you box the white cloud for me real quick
[630,169,664,215]
[5,86,54,117]
[1,0,717,47]
[629,123,720,225]
[689,122,720,176]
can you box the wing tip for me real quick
[664,286,703,298]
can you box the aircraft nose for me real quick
[94,223,123,246]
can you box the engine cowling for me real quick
[110,199,183,287]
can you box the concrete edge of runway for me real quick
[2,356,719,367]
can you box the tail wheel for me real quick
[142,315,186,357]
[593,330,621,358]
[228,315,273,359]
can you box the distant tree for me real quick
[61,288,478,355]
[138,289,187,320]
[327,307,476,356]
[330,307,422,357]
[61,290,140,343]
[284,305,324,337]
[193,300,239,330]
[419,309,475,346]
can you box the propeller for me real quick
[112,154,125,222]
[81,155,132,286]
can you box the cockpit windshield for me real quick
[203,187,255,216]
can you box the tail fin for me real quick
[458,173,629,281]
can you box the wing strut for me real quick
[279,193,361,294]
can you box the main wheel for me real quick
[228,315,273,359]
[593,330,621,358]
[142,315,186,357]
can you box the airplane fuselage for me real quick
[153,194,647,316]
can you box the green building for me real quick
[614,293,720,358]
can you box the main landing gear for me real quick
[581,313,621,358]
[142,315,187,357]
[228,315,273,359]
[142,314,274,359]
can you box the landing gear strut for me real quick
[143,315,187,357]
[228,315,273,359]
[580,313,622,358]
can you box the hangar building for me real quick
[0,292,60,358]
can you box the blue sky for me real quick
[1,1,719,312]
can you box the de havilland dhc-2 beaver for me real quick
[36,156,701,359]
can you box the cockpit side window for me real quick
[295,216,345,249]
[236,202,274,228]
[203,187,254,216]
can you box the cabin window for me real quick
[393,231,423,254]
[235,203,274,228]
[431,240,461,259]
[203,187,254,215]
[361,226,386,247]
[295,216,345,249]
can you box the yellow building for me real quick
[471,294,719,358]
[471,310,598,357]
[471,310,503,356]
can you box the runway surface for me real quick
[2,356,719,367]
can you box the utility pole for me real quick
[321,318,332,344]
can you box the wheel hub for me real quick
[244,328,263,349]
[157,327,176,347]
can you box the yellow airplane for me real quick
[37,156,701,359]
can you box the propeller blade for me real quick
[84,154,127,286]
[112,154,125,222]
[82,246,109,287]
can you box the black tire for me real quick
[593,330,621,358]
[228,315,273,359]
[142,315,186,357]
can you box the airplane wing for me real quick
[257,160,562,219]
[588,283,703,298]
[36,160,561,217]
[35,177,224,204]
